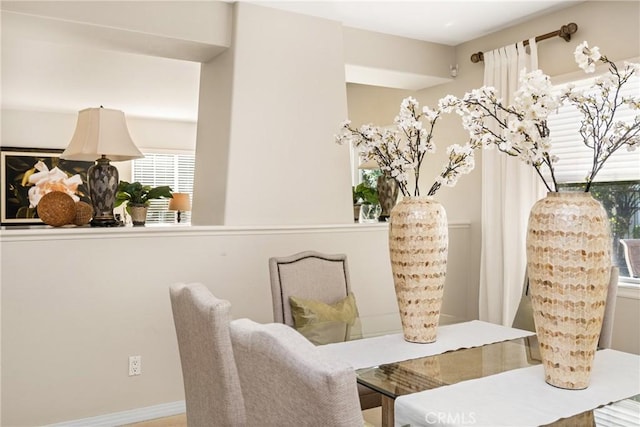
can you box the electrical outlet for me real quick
[129,355,142,376]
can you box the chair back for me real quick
[621,239,640,278]
[269,250,382,411]
[269,251,351,326]
[598,266,619,349]
[511,269,535,332]
[169,283,246,426]
[229,319,364,427]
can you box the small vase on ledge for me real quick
[359,203,381,223]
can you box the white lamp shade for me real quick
[61,107,144,161]
[358,158,380,170]
[168,193,191,211]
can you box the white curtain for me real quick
[478,40,546,326]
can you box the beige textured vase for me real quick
[526,192,612,390]
[389,197,448,343]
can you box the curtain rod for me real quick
[470,22,578,63]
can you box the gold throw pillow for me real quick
[289,293,358,329]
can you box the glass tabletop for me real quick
[296,315,639,425]
[355,335,541,399]
[353,332,639,426]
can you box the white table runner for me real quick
[394,349,640,427]
[318,320,534,370]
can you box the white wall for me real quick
[0,1,232,62]
[0,223,471,426]
[1,0,231,45]
[343,27,454,90]
[193,2,353,226]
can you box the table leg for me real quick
[381,395,394,427]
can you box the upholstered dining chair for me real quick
[511,269,535,333]
[229,318,365,427]
[269,251,353,326]
[621,239,640,278]
[599,266,619,349]
[268,250,382,410]
[169,283,246,426]
[512,266,619,349]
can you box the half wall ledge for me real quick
[0,222,472,242]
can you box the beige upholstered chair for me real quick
[511,270,535,333]
[599,266,619,349]
[268,250,382,410]
[512,266,619,349]
[269,251,352,326]
[621,239,640,278]
[229,319,365,427]
[169,283,246,426]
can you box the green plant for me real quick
[361,169,382,189]
[352,183,378,205]
[115,181,173,208]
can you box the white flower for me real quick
[575,41,601,73]
[455,41,640,192]
[438,95,459,113]
[337,96,476,197]
[433,143,477,190]
[27,161,83,207]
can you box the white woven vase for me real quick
[389,197,448,343]
[526,192,612,390]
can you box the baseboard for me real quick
[46,401,186,427]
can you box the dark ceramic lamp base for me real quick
[88,156,124,227]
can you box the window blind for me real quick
[547,73,640,184]
[132,152,195,224]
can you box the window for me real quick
[547,71,640,281]
[132,152,195,224]
[352,144,384,188]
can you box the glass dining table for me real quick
[359,336,639,426]
[301,314,640,427]
[357,334,543,426]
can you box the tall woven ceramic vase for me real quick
[389,197,448,343]
[526,192,612,390]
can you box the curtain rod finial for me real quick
[471,52,484,63]
[559,22,578,42]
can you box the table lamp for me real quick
[358,159,379,170]
[61,107,144,227]
[168,193,191,223]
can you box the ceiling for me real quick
[1,1,580,122]
[253,1,577,46]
